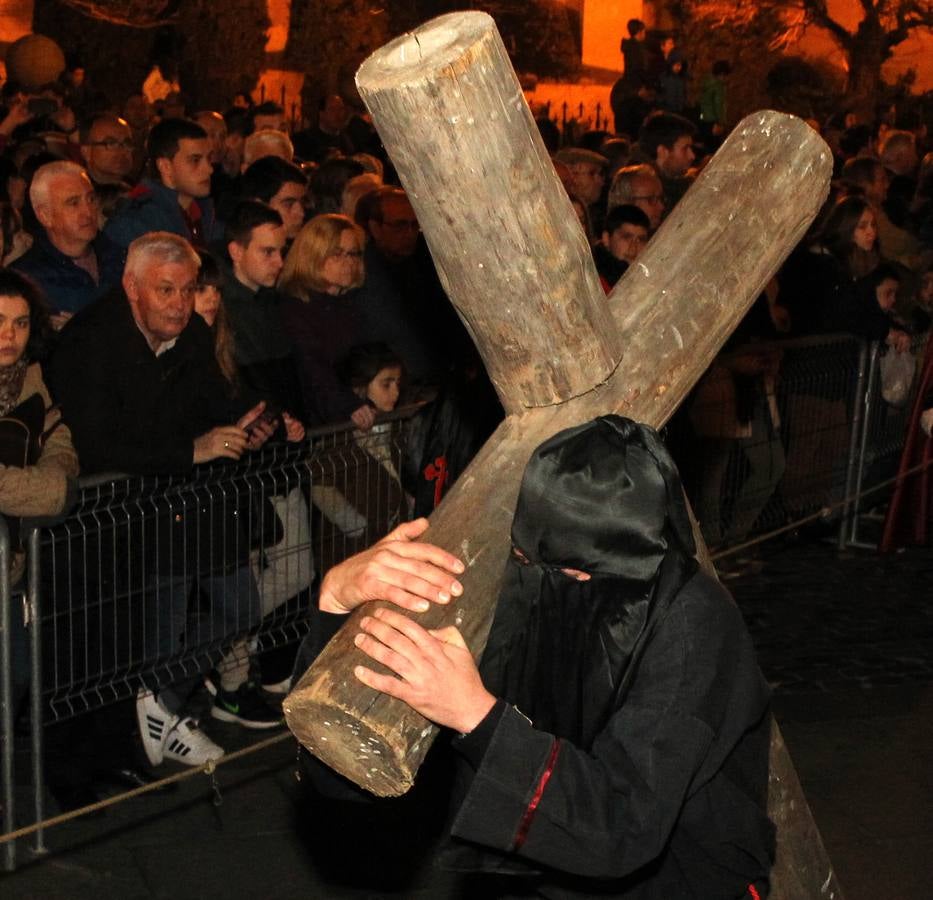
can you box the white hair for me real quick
[879,129,916,166]
[125,231,200,280]
[29,161,91,211]
[242,128,294,168]
[607,163,658,209]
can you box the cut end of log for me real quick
[284,691,418,798]
[357,11,494,90]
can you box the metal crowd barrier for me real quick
[1,517,13,871]
[1,414,411,869]
[843,331,928,548]
[682,331,928,555]
[2,334,927,868]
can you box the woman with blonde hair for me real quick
[280,213,374,429]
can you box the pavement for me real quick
[3,537,933,900]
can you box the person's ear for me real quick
[228,240,244,268]
[155,155,173,187]
[34,203,54,230]
[122,270,138,301]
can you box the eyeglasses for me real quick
[329,249,363,260]
[631,194,664,204]
[87,139,134,151]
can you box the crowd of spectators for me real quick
[0,31,931,812]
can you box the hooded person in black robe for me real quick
[354,416,775,899]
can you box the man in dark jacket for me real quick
[48,231,278,766]
[220,199,304,421]
[346,417,775,898]
[14,161,124,329]
[104,118,222,249]
[79,113,135,189]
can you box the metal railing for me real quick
[2,333,928,867]
[1,518,14,872]
[1,415,411,869]
[682,331,928,555]
[842,332,928,548]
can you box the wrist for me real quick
[318,594,350,614]
[318,574,351,614]
[457,691,497,736]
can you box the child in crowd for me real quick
[593,203,651,292]
[311,342,409,569]
[339,341,405,415]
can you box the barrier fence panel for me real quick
[0,416,410,867]
[35,418,409,725]
[682,333,868,551]
[0,517,14,871]
[845,331,929,548]
[1,332,926,864]
[681,329,929,554]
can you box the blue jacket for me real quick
[13,231,126,315]
[103,178,222,249]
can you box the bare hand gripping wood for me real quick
[284,11,843,898]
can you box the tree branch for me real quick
[800,0,855,48]
[886,0,933,49]
[57,0,178,27]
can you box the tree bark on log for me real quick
[285,10,843,898]
[353,12,619,413]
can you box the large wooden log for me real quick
[285,11,843,898]
[353,12,619,413]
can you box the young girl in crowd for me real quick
[781,195,909,350]
[309,342,410,570]
[339,341,404,414]
[777,195,909,517]
[193,249,238,385]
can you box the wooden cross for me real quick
[285,13,844,898]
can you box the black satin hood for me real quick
[510,415,695,575]
[481,416,698,749]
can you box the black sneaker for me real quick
[211,682,283,730]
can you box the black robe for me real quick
[444,570,774,899]
[442,417,775,898]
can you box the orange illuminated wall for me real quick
[0,0,32,43]
[582,0,644,72]
[265,0,290,53]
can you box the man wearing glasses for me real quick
[79,113,136,189]
[608,163,666,232]
[360,186,470,382]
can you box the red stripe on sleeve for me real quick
[511,739,562,852]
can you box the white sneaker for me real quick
[136,689,178,766]
[163,718,225,766]
[260,675,293,695]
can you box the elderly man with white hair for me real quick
[241,127,295,171]
[48,231,280,766]
[13,160,125,329]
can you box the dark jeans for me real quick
[146,566,262,715]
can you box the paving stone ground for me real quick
[3,539,932,899]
